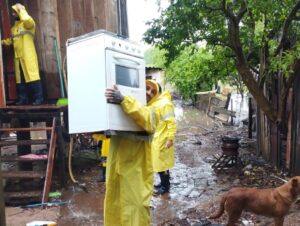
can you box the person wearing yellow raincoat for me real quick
[92,134,110,182]
[1,3,43,105]
[104,84,160,226]
[146,80,176,195]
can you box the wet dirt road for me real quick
[5,102,300,225]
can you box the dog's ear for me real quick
[291,178,298,188]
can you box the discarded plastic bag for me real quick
[26,221,57,226]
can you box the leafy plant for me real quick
[144,47,167,68]
[165,45,236,99]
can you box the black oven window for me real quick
[116,65,139,88]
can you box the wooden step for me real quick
[0,155,48,162]
[4,191,42,199]
[0,112,61,120]
[0,127,52,132]
[2,171,46,179]
[0,139,50,147]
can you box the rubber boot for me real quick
[16,83,28,105]
[161,171,170,192]
[99,167,106,182]
[154,171,170,195]
[29,80,44,105]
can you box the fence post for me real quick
[0,170,6,226]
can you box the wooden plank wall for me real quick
[260,112,270,160]
[24,0,119,99]
[57,0,117,64]
[1,0,16,101]
[291,73,300,175]
[270,78,279,166]
[258,76,293,169]
[286,88,293,170]
[0,32,5,107]
[1,0,123,101]
[24,0,61,99]
[257,85,271,161]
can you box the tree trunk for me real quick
[226,17,277,122]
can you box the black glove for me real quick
[105,87,124,104]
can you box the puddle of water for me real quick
[57,167,105,226]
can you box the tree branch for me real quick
[237,1,247,22]
[274,1,300,56]
[277,59,300,123]
[221,0,278,122]
[221,0,237,23]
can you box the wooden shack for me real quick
[0,0,128,105]
[255,72,300,176]
[0,0,129,209]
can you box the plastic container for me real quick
[26,221,57,226]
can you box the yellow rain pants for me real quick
[104,96,158,226]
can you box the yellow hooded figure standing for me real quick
[146,80,176,195]
[92,134,110,182]
[1,3,43,105]
[104,85,159,226]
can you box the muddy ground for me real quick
[5,102,300,226]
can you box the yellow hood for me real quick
[12,4,24,17]
[146,79,160,104]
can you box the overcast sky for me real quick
[127,0,169,49]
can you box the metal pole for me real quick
[0,170,6,226]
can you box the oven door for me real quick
[105,49,146,131]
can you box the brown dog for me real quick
[209,176,300,226]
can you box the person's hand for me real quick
[105,85,124,104]
[165,140,173,149]
[15,3,25,12]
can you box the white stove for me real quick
[67,30,146,134]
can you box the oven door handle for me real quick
[113,56,142,66]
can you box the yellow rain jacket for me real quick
[1,5,40,83]
[104,96,158,226]
[149,91,176,172]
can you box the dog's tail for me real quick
[208,196,226,219]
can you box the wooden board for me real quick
[0,32,5,107]
[0,0,16,101]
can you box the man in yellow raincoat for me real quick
[1,3,43,105]
[146,80,176,195]
[104,84,160,226]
